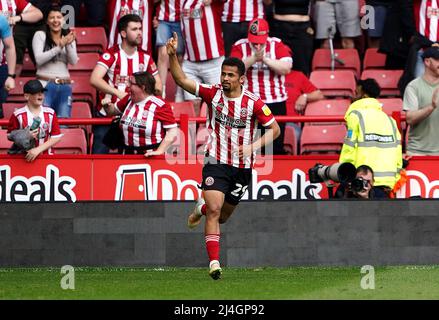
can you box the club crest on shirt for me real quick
[262,105,271,116]
[240,108,248,117]
[102,53,111,61]
[205,176,214,186]
[138,63,146,72]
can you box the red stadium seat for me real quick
[378,98,403,116]
[300,124,347,155]
[363,48,387,70]
[74,27,108,53]
[1,103,22,120]
[309,70,356,98]
[312,48,361,78]
[0,129,12,154]
[71,75,97,107]
[21,53,36,76]
[305,99,350,120]
[71,101,93,135]
[170,101,196,118]
[69,52,100,77]
[53,128,88,154]
[283,125,297,155]
[361,69,403,97]
[164,71,177,102]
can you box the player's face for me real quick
[47,10,64,33]
[25,92,45,107]
[221,65,244,93]
[124,22,143,46]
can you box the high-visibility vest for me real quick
[339,98,402,189]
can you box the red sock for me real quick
[205,234,220,262]
[200,204,207,215]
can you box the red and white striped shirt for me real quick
[230,37,292,104]
[415,0,439,41]
[196,83,275,168]
[116,94,177,147]
[157,0,182,22]
[181,0,225,62]
[7,105,62,154]
[107,0,154,54]
[221,0,264,23]
[96,44,158,115]
[0,0,31,64]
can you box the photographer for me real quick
[335,165,385,199]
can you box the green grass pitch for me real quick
[1,266,439,299]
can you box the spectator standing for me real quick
[313,0,362,49]
[180,0,225,115]
[230,18,292,154]
[33,5,78,119]
[11,0,44,76]
[365,0,391,48]
[340,78,402,197]
[221,0,265,57]
[403,46,439,156]
[266,0,313,75]
[60,0,106,27]
[107,0,155,55]
[0,15,16,119]
[155,0,184,99]
[102,71,178,155]
[7,79,62,162]
[90,14,161,154]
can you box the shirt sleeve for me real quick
[229,43,244,59]
[276,41,293,62]
[97,49,116,70]
[402,83,419,111]
[16,0,31,13]
[157,103,178,129]
[253,99,275,127]
[7,114,19,133]
[50,113,62,138]
[115,95,131,113]
[195,83,218,103]
[0,15,11,39]
[146,56,159,76]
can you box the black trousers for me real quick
[270,19,314,76]
[222,21,250,57]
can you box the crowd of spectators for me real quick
[1,1,439,160]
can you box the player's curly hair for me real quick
[222,57,246,77]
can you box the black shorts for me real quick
[201,159,252,206]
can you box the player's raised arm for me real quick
[166,32,197,96]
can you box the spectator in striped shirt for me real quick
[230,18,292,154]
[167,32,280,280]
[7,79,63,162]
[102,71,178,155]
[90,14,162,154]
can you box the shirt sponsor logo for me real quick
[121,115,148,130]
[364,133,394,143]
[214,112,246,129]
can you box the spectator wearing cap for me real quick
[7,79,63,162]
[230,17,292,154]
[403,45,439,156]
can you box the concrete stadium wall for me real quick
[1,200,439,267]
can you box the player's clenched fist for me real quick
[166,32,178,56]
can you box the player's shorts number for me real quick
[231,183,248,198]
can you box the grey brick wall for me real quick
[1,200,439,267]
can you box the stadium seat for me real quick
[21,53,36,76]
[74,27,108,53]
[361,69,403,97]
[53,128,88,154]
[69,52,100,77]
[164,71,177,102]
[0,129,11,154]
[71,101,93,135]
[300,124,347,155]
[363,48,387,70]
[309,70,356,98]
[1,103,22,119]
[304,99,350,122]
[71,75,97,107]
[170,101,196,118]
[311,48,361,78]
[378,98,403,116]
[283,125,297,155]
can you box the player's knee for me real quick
[206,204,221,218]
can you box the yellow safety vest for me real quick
[339,98,402,189]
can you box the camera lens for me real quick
[352,178,366,192]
